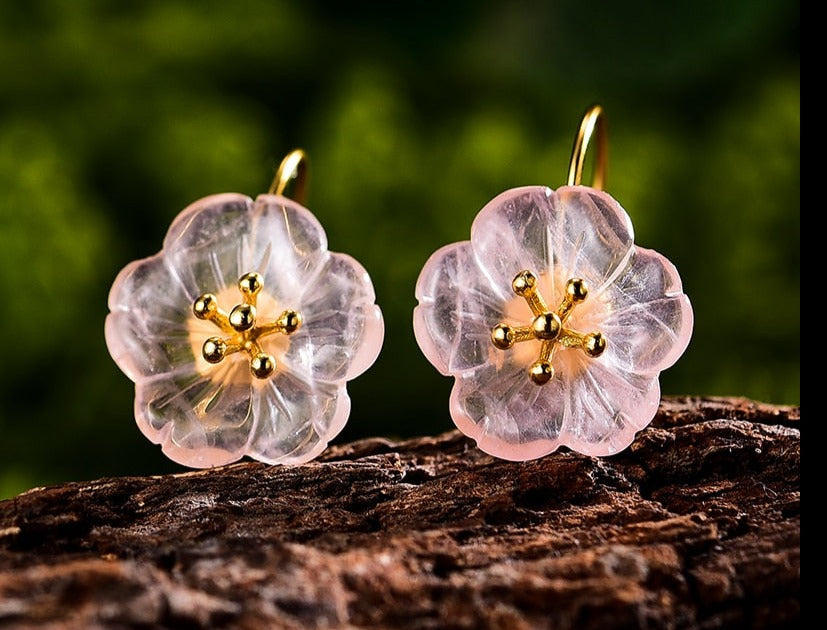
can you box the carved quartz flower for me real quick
[414,186,693,459]
[106,193,384,467]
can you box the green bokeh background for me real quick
[0,1,799,498]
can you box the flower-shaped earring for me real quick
[414,106,693,460]
[106,150,384,468]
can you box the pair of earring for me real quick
[105,106,693,468]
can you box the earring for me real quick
[413,106,693,460]
[105,150,384,468]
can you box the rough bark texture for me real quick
[0,396,799,629]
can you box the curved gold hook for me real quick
[268,149,309,205]
[567,105,607,190]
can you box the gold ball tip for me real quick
[193,294,217,318]
[279,310,302,334]
[202,337,227,363]
[229,303,256,331]
[250,353,275,379]
[491,324,514,349]
[566,278,589,302]
[584,332,607,357]
[238,272,263,295]
[529,361,554,385]
[532,312,562,340]
[512,270,537,296]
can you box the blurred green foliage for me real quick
[0,0,799,498]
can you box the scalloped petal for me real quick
[106,255,194,382]
[596,246,694,376]
[282,251,384,383]
[163,193,255,299]
[249,194,330,305]
[449,359,568,461]
[470,186,634,303]
[134,361,254,468]
[560,359,661,456]
[414,242,504,375]
[245,372,349,465]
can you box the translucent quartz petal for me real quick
[561,358,661,455]
[597,247,693,376]
[470,186,634,301]
[468,187,558,303]
[135,361,254,467]
[163,193,255,299]
[449,342,662,459]
[249,195,329,305]
[551,186,636,293]
[245,373,349,465]
[105,255,194,382]
[414,242,505,375]
[449,360,569,461]
[283,253,384,383]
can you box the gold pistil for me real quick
[491,271,606,385]
[193,272,302,380]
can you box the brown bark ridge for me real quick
[0,396,799,629]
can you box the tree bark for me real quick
[0,396,799,629]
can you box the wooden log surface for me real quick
[0,397,800,629]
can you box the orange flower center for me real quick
[491,270,606,385]
[189,272,301,380]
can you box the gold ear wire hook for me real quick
[567,105,607,190]
[269,149,309,205]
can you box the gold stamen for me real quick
[250,353,275,379]
[558,330,607,357]
[529,360,554,385]
[558,330,586,348]
[491,324,534,349]
[512,270,548,316]
[556,278,589,322]
[491,271,607,384]
[239,272,263,306]
[529,340,556,385]
[193,273,302,379]
[229,303,256,332]
[202,337,227,364]
[531,312,562,340]
[193,293,233,333]
[277,309,302,334]
[566,278,589,302]
[252,309,304,340]
[202,337,243,364]
[583,332,607,357]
